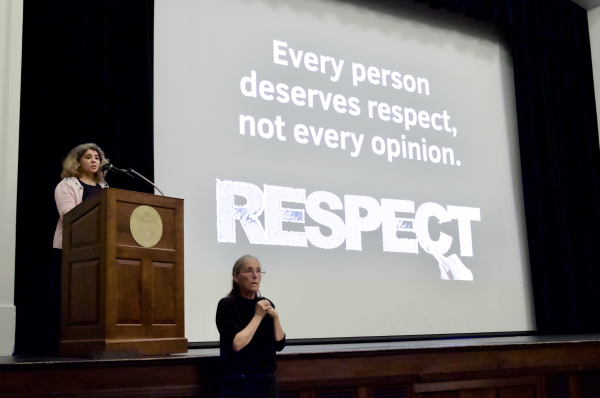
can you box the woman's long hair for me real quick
[61,143,109,183]
[226,255,261,299]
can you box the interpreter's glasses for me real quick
[242,269,265,276]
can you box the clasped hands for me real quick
[255,300,278,319]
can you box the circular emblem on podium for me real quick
[130,205,163,248]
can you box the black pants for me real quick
[220,372,278,398]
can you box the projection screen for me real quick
[154,0,535,342]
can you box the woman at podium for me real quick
[53,143,109,249]
[45,143,108,355]
[216,255,286,398]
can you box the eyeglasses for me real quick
[241,269,265,276]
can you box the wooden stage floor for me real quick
[2,334,600,397]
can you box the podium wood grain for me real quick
[60,188,187,357]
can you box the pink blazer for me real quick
[53,177,107,249]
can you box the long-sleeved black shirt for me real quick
[216,296,286,374]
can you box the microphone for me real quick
[100,163,134,179]
[99,164,165,195]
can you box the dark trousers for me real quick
[220,372,278,398]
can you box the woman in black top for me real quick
[216,255,286,398]
[54,143,109,248]
[33,143,109,356]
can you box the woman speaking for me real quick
[44,143,109,355]
[53,143,109,249]
[216,255,286,398]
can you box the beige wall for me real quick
[0,0,23,356]
[589,6,600,146]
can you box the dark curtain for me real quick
[15,0,154,354]
[416,0,600,334]
[511,23,600,334]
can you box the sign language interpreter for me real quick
[216,255,286,398]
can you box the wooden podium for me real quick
[59,188,187,357]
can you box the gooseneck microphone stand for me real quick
[102,164,165,196]
[126,168,165,196]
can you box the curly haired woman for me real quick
[53,143,109,249]
[44,143,109,355]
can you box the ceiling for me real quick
[572,0,600,10]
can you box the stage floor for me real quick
[4,333,600,366]
[3,334,600,397]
